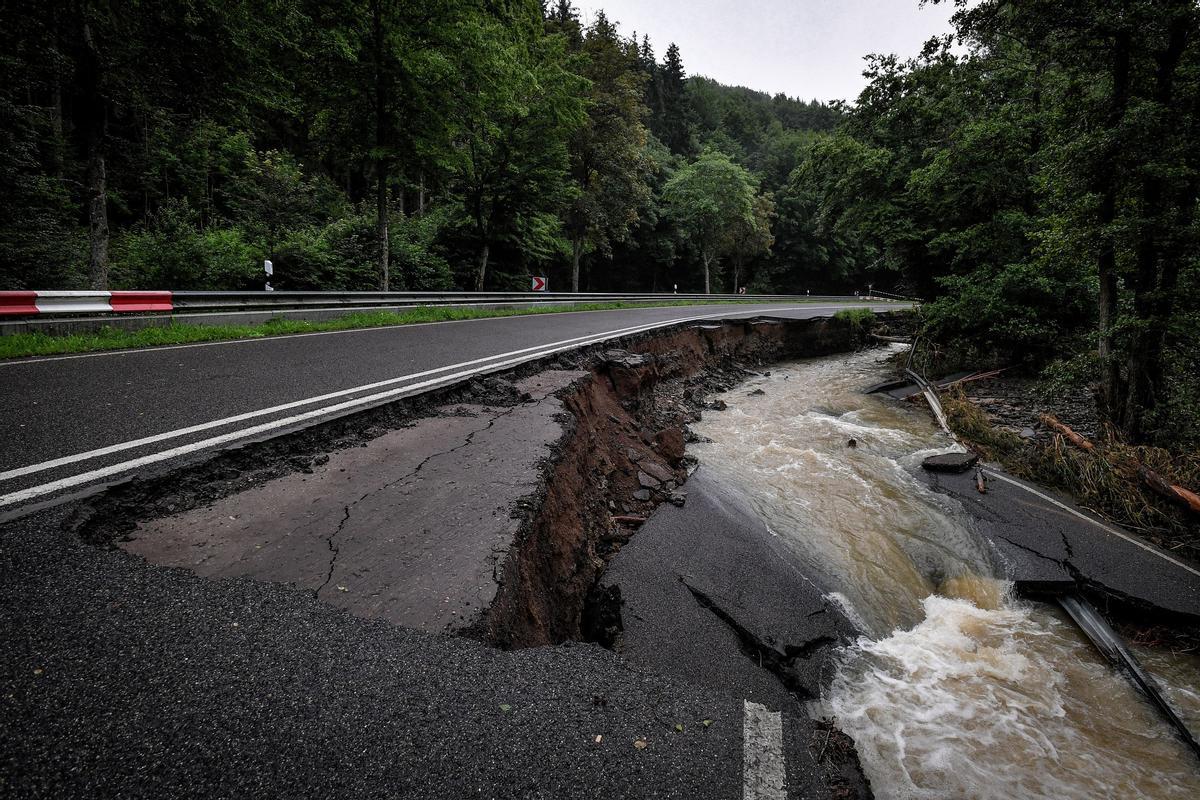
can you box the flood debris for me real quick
[920,452,978,473]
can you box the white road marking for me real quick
[0,306,836,506]
[0,302,864,366]
[0,305,864,484]
[0,317,687,483]
[985,470,1200,580]
[743,700,787,800]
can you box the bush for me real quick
[273,216,376,290]
[390,207,455,290]
[922,259,1093,365]
[834,307,875,328]
[110,201,262,289]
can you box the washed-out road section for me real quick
[0,301,895,509]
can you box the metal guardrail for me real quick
[168,291,855,312]
[1,289,912,318]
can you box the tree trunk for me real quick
[81,22,108,290]
[373,0,389,292]
[732,259,741,294]
[702,252,712,295]
[418,172,425,217]
[571,237,583,292]
[377,175,389,291]
[475,242,490,291]
[1096,29,1132,423]
[1121,17,1189,441]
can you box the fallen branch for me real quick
[612,515,647,526]
[869,333,912,344]
[1138,467,1200,516]
[1041,414,1200,516]
[940,368,1007,389]
[1040,414,1095,451]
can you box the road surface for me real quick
[0,301,894,510]
[0,301,883,799]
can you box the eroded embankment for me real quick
[485,317,865,648]
[67,313,885,648]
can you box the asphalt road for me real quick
[1,504,752,800]
[0,301,895,509]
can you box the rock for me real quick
[921,452,979,473]
[640,461,674,484]
[603,350,657,396]
[668,490,687,507]
[684,428,713,445]
[707,399,728,411]
[632,489,651,501]
[602,349,652,370]
[747,388,766,396]
[1020,427,1037,440]
[627,448,644,463]
[653,428,686,462]
[637,471,660,489]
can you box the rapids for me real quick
[690,346,1200,799]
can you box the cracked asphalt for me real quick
[602,468,868,797]
[921,466,1200,617]
[2,502,752,800]
[121,370,585,633]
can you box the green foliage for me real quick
[110,202,262,290]
[834,307,875,328]
[390,208,456,290]
[0,0,848,299]
[563,11,653,290]
[662,149,762,293]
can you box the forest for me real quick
[2,0,1199,448]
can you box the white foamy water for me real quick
[691,347,1200,799]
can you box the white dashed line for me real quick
[743,700,787,800]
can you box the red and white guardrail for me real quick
[0,290,173,316]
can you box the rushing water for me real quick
[690,346,1200,800]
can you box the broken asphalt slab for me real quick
[600,467,868,798]
[121,370,587,634]
[921,466,1200,618]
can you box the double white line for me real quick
[1,306,829,508]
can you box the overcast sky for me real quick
[574,0,959,103]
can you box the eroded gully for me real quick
[690,345,1200,800]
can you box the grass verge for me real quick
[0,299,838,360]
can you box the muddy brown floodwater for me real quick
[690,346,1200,800]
